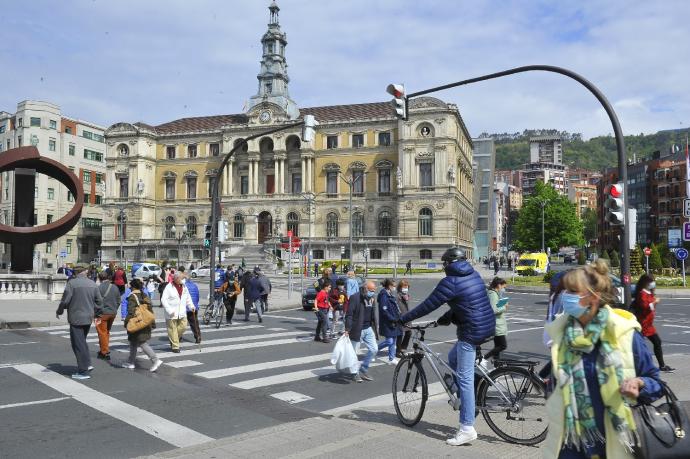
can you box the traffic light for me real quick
[604,183,625,225]
[218,220,229,243]
[386,83,407,120]
[302,114,318,142]
[204,224,212,247]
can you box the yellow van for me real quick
[515,253,550,275]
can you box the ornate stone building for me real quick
[102,2,475,267]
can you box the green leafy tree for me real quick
[610,249,620,268]
[649,243,663,272]
[657,242,674,268]
[600,250,610,261]
[629,246,643,275]
[513,181,584,253]
[581,208,597,243]
[577,251,586,265]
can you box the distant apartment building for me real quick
[472,138,495,259]
[508,184,523,211]
[569,167,602,186]
[492,182,508,253]
[521,161,568,195]
[530,135,563,164]
[568,182,597,217]
[0,100,106,269]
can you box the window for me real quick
[266,175,275,194]
[95,173,103,184]
[146,249,156,259]
[165,177,175,200]
[30,117,41,127]
[378,211,392,237]
[233,214,245,238]
[65,126,72,135]
[34,187,38,198]
[84,193,90,204]
[267,42,274,54]
[370,249,382,260]
[33,212,37,226]
[18,136,22,147]
[81,242,89,255]
[81,130,104,142]
[378,168,391,194]
[49,139,56,151]
[66,239,72,254]
[47,188,55,200]
[378,132,391,146]
[47,214,53,224]
[240,176,249,195]
[420,162,434,188]
[265,81,273,94]
[352,134,364,148]
[83,171,91,183]
[188,145,197,158]
[94,195,102,204]
[313,249,325,259]
[418,208,433,236]
[326,172,338,195]
[46,242,52,253]
[83,149,103,161]
[210,143,220,156]
[82,218,102,229]
[117,144,129,156]
[327,135,338,149]
[292,173,302,194]
[166,146,176,159]
[67,191,74,202]
[326,213,339,238]
[49,120,57,129]
[186,177,197,200]
[185,215,197,237]
[352,170,364,195]
[287,212,299,237]
[164,216,175,239]
[68,145,75,156]
[207,177,215,198]
[18,118,22,127]
[420,249,432,260]
[119,176,128,198]
[352,212,364,238]
[0,124,5,133]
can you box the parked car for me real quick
[563,255,574,264]
[302,275,364,310]
[191,265,211,278]
[131,263,162,279]
[516,253,550,275]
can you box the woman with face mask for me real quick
[376,278,403,365]
[395,279,412,357]
[633,274,674,372]
[543,260,663,459]
[482,277,508,367]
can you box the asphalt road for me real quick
[1,276,688,458]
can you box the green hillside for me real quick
[480,128,690,171]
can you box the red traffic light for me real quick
[386,83,405,98]
[605,183,623,198]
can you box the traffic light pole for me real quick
[401,65,631,306]
[208,120,306,298]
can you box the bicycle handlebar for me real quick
[407,321,438,330]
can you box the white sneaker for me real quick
[121,363,135,369]
[387,358,400,365]
[446,427,477,446]
[150,360,163,372]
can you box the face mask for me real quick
[366,290,376,298]
[649,282,656,290]
[401,288,409,294]
[561,292,589,318]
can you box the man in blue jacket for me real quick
[400,247,495,447]
[185,276,202,344]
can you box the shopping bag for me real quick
[331,335,358,372]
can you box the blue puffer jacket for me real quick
[400,260,495,344]
[185,279,200,311]
[378,289,403,338]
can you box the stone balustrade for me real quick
[0,274,67,300]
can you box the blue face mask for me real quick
[366,290,376,298]
[648,282,656,290]
[561,292,589,318]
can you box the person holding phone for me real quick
[483,277,508,366]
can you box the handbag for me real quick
[126,293,156,333]
[632,380,689,459]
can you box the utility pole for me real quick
[339,173,365,272]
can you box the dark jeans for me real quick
[396,330,411,353]
[187,310,201,341]
[315,308,329,340]
[647,333,666,367]
[69,324,92,373]
[484,335,507,361]
[225,296,237,322]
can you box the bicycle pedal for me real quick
[448,397,460,411]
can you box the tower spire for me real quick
[269,1,279,25]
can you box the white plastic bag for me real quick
[331,334,358,372]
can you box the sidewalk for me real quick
[0,286,301,329]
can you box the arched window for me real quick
[286,135,301,152]
[164,216,175,239]
[420,249,432,260]
[233,214,245,238]
[326,212,339,238]
[117,144,129,156]
[352,212,364,238]
[377,211,392,237]
[259,137,274,154]
[418,208,433,236]
[370,248,382,260]
[185,215,197,237]
[286,212,299,237]
[233,138,248,153]
[163,171,176,200]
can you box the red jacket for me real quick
[329,287,348,311]
[634,289,657,337]
[315,290,330,310]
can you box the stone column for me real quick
[301,158,306,192]
[248,161,254,195]
[274,158,281,194]
[306,157,313,192]
[280,159,286,193]
[221,166,228,196]
[228,161,233,196]
[253,159,259,195]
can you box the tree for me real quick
[513,181,584,253]
[649,243,663,272]
[581,208,597,243]
[629,246,643,275]
[600,250,610,261]
[610,249,620,268]
[578,251,586,265]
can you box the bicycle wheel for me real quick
[476,366,547,445]
[215,303,225,328]
[392,356,428,427]
[201,303,213,325]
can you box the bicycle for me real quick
[392,321,547,445]
[202,291,225,329]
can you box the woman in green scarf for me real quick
[542,260,662,459]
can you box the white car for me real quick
[191,266,210,278]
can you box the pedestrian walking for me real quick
[344,281,379,382]
[632,274,675,372]
[314,279,331,343]
[376,278,403,365]
[122,278,162,372]
[185,276,202,344]
[55,266,103,380]
[345,270,359,300]
[239,269,254,321]
[257,269,271,313]
[244,267,266,322]
[313,262,319,278]
[507,258,513,271]
[542,261,662,459]
[314,267,332,292]
[404,259,412,275]
[493,259,499,276]
[482,277,508,365]
[112,265,127,294]
[395,279,412,357]
[146,276,157,300]
[160,272,195,353]
[328,278,347,337]
[222,277,241,324]
[95,271,121,361]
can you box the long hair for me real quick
[634,274,655,304]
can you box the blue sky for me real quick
[1,0,689,140]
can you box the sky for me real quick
[1,0,689,139]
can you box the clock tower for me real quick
[245,1,299,121]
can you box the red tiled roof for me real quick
[299,102,395,122]
[154,114,249,134]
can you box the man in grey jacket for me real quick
[56,266,103,380]
[95,271,121,361]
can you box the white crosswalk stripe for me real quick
[114,330,304,352]
[230,361,385,389]
[82,324,265,343]
[195,353,332,379]
[148,336,313,360]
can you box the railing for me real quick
[0,274,68,300]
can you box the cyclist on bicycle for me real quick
[400,247,495,446]
[213,263,226,301]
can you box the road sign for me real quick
[684,199,690,217]
[643,247,651,256]
[668,228,682,248]
[59,250,67,258]
[676,248,689,261]
[684,222,690,241]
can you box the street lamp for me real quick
[170,225,187,268]
[339,172,366,272]
[536,198,550,253]
[301,192,315,276]
[114,202,136,269]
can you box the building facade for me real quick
[0,100,105,269]
[101,2,476,267]
[471,137,495,260]
[530,135,563,164]
[521,161,568,196]
[568,183,597,218]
